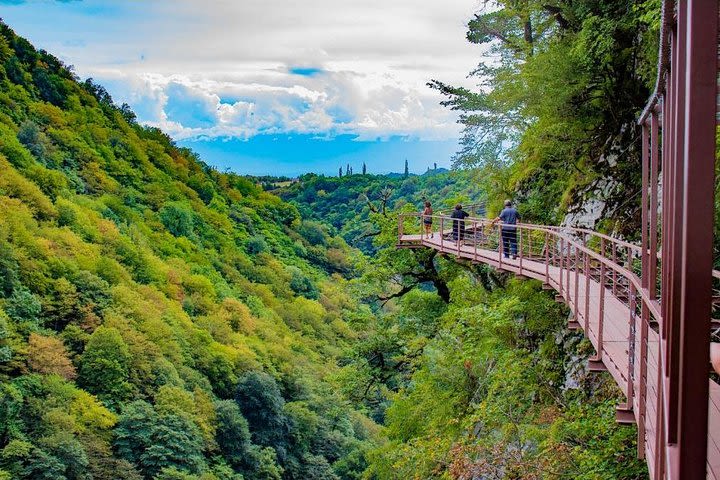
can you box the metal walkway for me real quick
[397,1,720,478]
[397,219,720,479]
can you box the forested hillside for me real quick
[0,23,377,480]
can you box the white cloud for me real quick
[4,0,487,141]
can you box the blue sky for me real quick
[181,135,459,177]
[0,0,483,176]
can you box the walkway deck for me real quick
[398,229,720,479]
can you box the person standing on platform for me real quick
[492,200,521,259]
[450,204,470,244]
[422,201,434,238]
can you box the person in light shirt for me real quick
[492,200,521,259]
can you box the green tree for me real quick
[159,203,195,238]
[0,440,66,480]
[114,401,158,468]
[430,1,657,231]
[246,446,283,480]
[234,371,289,449]
[78,327,132,409]
[141,414,206,477]
[115,401,206,477]
[288,267,319,300]
[0,241,19,298]
[0,310,12,364]
[4,287,41,325]
[298,454,339,480]
[40,432,90,480]
[215,400,252,468]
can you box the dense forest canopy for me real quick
[0,0,664,476]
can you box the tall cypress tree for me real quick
[404,159,409,177]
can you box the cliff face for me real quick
[561,126,639,233]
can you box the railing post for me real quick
[418,214,425,244]
[625,284,637,414]
[440,216,444,252]
[612,243,618,296]
[649,111,659,301]
[596,239,606,362]
[574,241,580,312]
[544,231,550,285]
[638,301,649,459]
[566,239,571,299]
[473,220,478,262]
[558,238,564,297]
[499,226,503,269]
[457,218,461,257]
[672,1,717,474]
[584,251,591,332]
[518,227,523,275]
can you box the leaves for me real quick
[433,0,658,230]
[26,333,76,380]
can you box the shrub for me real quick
[159,203,195,238]
[244,236,267,255]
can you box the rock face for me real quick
[561,177,617,230]
[560,121,645,235]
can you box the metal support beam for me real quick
[673,0,717,476]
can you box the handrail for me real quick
[400,215,660,356]
[399,209,719,380]
[402,210,720,333]
[405,212,720,281]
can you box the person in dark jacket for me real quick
[492,199,521,259]
[451,204,470,244]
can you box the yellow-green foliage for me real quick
[0,21,375,479]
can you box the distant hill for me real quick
[276,170,484,253]
[423,167,450,176]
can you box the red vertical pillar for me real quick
[649,113,659,301]
[642,122,649,291]
[674,0,718,477]
[666,1,686,447]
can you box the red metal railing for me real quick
[636,0,719,478]
[398,3,719,477]
[398,212,720,478]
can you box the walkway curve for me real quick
[397,213,720,479]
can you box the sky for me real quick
[0,0,485,176]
